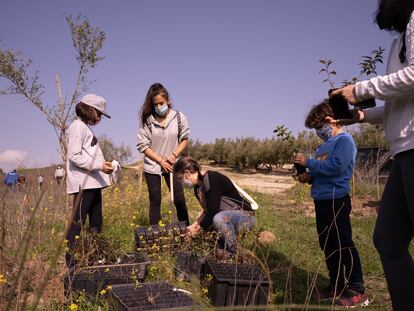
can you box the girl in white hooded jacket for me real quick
[65,93,113,267]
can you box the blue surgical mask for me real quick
[154,104,168,116]
[182,178,194,189]
[315,124,333,141]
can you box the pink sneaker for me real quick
[335,289,370,308]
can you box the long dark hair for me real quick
[376,0,414,62]
[140,83,172,125]
[173,157,202,178]
[375,0,414,32]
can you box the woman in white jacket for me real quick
[65,94,114,267]
[332,1,414,309]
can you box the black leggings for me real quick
[314,195,364,293]
[144,172,189,225]
[374,150,414,311]
[65,188,102,267]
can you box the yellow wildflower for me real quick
[0,274,6,284]
[69,303,79,311]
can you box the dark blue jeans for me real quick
[374,150,414,311]
[212,210,256,252]
[314,195,364,293]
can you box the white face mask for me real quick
[182,178,194,189]
[154,104,168,116]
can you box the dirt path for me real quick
[201,164,296,194]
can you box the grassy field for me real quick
[0,166,395,310]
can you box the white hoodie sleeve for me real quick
[355,12,414,101]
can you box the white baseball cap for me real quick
[80,93,111,118]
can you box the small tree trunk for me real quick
[56,74,67,164]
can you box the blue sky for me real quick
[0,0,394,171]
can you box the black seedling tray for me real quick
[205,259,269,307]
[63,253,150,297]
[135,221,187,254]
[109,281,195,310]
[328,89,353,120]
[175,251,206,281]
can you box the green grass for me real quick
[1,168,399,310]
[252,190,391,310]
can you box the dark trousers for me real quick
[373,150,414,311]
[314,195,364,293]
[144,172,189,225]
[65,188,103,267]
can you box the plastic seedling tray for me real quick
[109,281,195,310]
[63,253,150,297]
[205,259,269,307]
[175,251,206,281]
[134,221,187,254]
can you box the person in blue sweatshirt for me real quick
[294,100,369,308]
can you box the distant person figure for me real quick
[137,83,190,225]
[37,174,44,190]
[65,93,113,267]
[55,166,65,185]
[17,175,26,192]
[330,1,414,309]
[294,101,368,308]
[173,157,255,254]
[4,169,19,189]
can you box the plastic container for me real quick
[109,281,195,310]
[63,253,150,297]
[205,259,269,307]
[134,221,187,254]
[175,251,206,281]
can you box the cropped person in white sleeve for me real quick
[65,93,114,267]
[331,1,414,309]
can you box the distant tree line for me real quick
[185,124,387,171]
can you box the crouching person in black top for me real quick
[173,157,256,253]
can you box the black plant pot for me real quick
[328,89,353,120]
[175,251,206,281]
[109,281,195,311]
[328,89,376,120]
[63,253,150,297]
[204,259,270,307]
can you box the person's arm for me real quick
[166,113,190,164]
[306,136,355,176]
[362,106,384,124]
[178,112,190,142]
[336,14,414,104]
[334,107,383,126]
[143,148,173,172]
[137,121,173,172]
[166,139,188,164]
[187,212,205,238]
